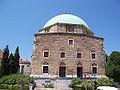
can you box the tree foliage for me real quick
[0,45,9,76]
[9,53,16,74]
[0,46,20,77]
[14,47,20,73]
[105,51,120,82]
[96,78,113,87]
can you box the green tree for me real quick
[9,53,16,74]
[14,47,20,73]
[105,54,109,62]
[105,51,120,82]
[96,78,113,87]
[0,45,9,76]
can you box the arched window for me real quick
[92,63,97,74]
[42,62,49,73]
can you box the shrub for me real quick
[84,81,95,90]
[73,81,95,90]
[43,83,54,88]
[0,84,8,89]
[0,74,34,90]
[96,77,114,87]
[69,77,82,88]
[74,84,83,90]
[0,74,34,85]
[7,85,13,90]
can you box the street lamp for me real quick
[83,73,87,90]
[93,74,97,90]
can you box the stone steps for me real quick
[35,87,72,90]
[34,85,73,90]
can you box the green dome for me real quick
[43,14,89,28]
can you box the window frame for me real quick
[91,52,97,60]
[43,50,50,58]
[42,65,49,73]
[91,66,98,75]
[76,52,82,58]
[60,52,66,59]
[68,39,74,46]
[91,63,98,75]
[66,25,74,33]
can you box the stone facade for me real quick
[19,59,31,75]
[0,50,31,76]
[31,22,105,78]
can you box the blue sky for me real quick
[0,0,120,60]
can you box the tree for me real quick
[105,51,120,82]
[105,54,109,62]
[14,47,20,73]
[9,53,16,74]
[0,45,9,76]
[96,78,113,87]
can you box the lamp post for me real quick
[84,73,87,90]
[93,74,97,90]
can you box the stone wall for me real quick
[31,32,105,77]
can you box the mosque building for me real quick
[31,14,105,78]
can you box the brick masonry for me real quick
[31,23,105,77]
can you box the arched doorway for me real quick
[77,63,83,77]
[59,62,66,77]
[91,63,97,74]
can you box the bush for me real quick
[74,84,83,90]
[0,84,8,89]
[85,81,95,90]
[0,84,29,90]
[70,77,114,90]
[69,77,82,88]
[73,81,95,90]
[0,74,34,85]
[0,74,34,90]
[96,77,114,87]
[43,83,54,88]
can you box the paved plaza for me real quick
[34,78,72,90]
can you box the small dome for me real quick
[43,14,89,28]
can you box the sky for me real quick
[0,0,120,60]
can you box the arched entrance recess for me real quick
[59,62,66,77]
[76,63,83,77]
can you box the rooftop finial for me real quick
[63,11,69,14]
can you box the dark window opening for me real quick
[69,40,73,46]
[60,52,65,58]
[77,53,81,58]
[66,25,74,32]
[92,67,97,74]
[92,53,96,59]
[43,66,48,73]
[21,65,24,74]
[45,29,49,33]
[44,52,49,57]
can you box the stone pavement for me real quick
[34,78,73,90]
